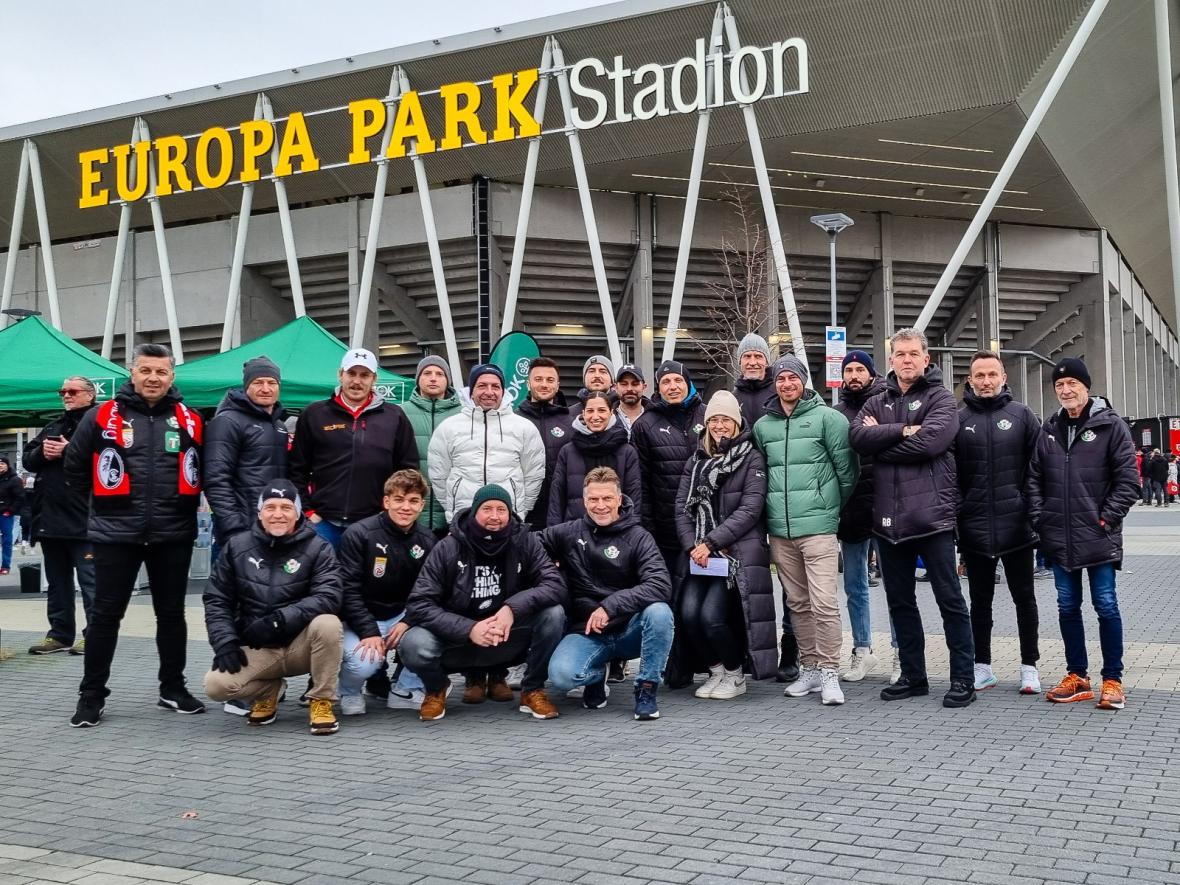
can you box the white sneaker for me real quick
[820,668,845,705]
[1019,665,1042,695]
[840,647,878,682]
[889,648,901,685]
[784,666,823,697]
[710,668,747,700]
[222,699,250,716]
[974,663,998,691]
[695,664,725,699]
[340,694,366,716]
[505,664,526,689]
[386,687,426,710]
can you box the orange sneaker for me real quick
[518,688,559,720]
[1045,673,1093,703]
[1096,679,1125,710]
[419,689,448,721]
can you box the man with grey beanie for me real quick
[401,355,461,536]
[732,332,776,428]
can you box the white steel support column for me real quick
[260,93,305,318]
[662,6,724,363]
[501,38,554,338]
[551,38,623,368]
[221,96,265,352]
[1154,0,1180,325]
[399,68,463,382]
[102,122,140,358]
[26,141,60,329]
[139,119,184,363]
[353,71,404,348]
[722,4,808,371]
[0,140,30,325]
[915,0,1110,332]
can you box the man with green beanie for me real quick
[401,356,460,536]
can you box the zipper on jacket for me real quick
[783,413,792,539]
[144,413,156,544]
[986,413,995,555]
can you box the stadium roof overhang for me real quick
[0,0,1176,322]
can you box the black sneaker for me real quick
[582,679,609,710]
[943,680,977,708]
[607,660,626,683]
[70,697,105,728]
[633,681,660,720]
[364,668,391,700]
[299,679,313,707]
[880,676,930,701]
[158,687,206,714]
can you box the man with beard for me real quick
[568,355,617,418]
[731,333,775,428]
[614,364,649,436]
[516,357,574,531]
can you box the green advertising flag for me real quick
[487,331,541,407]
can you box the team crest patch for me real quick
[283,558,301,575]
[907,401,921,411]
[603,545,620,560]
[692,424,705,434]
[121,424,134,447]
[1080,430,1097,442]
[997,419,1013,431]
[166,416,179,429]
[410,545,425,560]
[550,427,565,437]
[372,556,387,578]
[182,449,200,487]
[96,448,124,490]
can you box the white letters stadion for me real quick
[568,37,808,129]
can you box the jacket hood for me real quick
[884,363,944,395]
[840,375,886,410]
[409,387,458,409]
[649,391,701,415]
[571,412,620,435]
[518,391,570,416]
[248,515,318,549]
[579,496,641,534]
[215,386,284,420]
[458,386,515,417]
[962,384,1013,411]
[734,375,773,393]
[331,388,386,414]
[764,387,822,419]
[1047,395,1120,429]
[115,381,183,413]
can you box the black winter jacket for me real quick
[955,386,1040,556]
[22,405,93,541]
[541,502,670,633]
[0,472,23,517]
[833,377,886,543]
[405,509,567,644]
[289,394,418,524]
[547,418,641,525]
[203,519,342,651]
[1147,453,1169,484]
[64,383,201,545]
[631,394,706,550]
[1028,397,1140,571]
[732,376,775,429]
[848,366,959,544]
[338,512,436,638]
[204,388,289,538]
[516,394,574,531]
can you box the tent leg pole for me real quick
[27,141,61,330]
[1,141,30,327]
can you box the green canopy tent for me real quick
[172,315,413,410]
[0,315,128,428]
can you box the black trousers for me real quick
[78,541,194,700]
[680,575,745,671]
[42,538,97,645]
[877,531,974,684]
[962,546,1039,666]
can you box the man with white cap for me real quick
[401,355,461,537]
[568,355,617,418]
[732,332,776,428]
[289,348,418,550]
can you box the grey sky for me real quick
[0,0,608,127]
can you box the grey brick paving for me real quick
[2,510,1180,884]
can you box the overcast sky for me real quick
[0,0,610,127]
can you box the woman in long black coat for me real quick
[547,393,641,525]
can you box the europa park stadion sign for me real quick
[76,36,808,209]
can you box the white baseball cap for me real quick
[340,348,378,373]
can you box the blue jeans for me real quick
[0,513,14,569]
[1052,563,1123,681]
[311,518,347,550]
[339,613,424,698]
[548,603,675,690]
[841,539,898,650]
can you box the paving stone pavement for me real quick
[1,510,1178,885]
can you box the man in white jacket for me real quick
[428,364,546,526]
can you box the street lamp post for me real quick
[810,213,854,404]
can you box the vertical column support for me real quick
[662,6,725,363]
[633,194,656,381]
[872,213,896,369]
[1154,0,1180,327]
[722,3,808,371]
[26,141,61,329]
[978,222,1001,351]
[139,119,184,363]
[1124,302,1139,417]
[551,38,623,368]
[501,38,554,337]
[259,93,305,318]
[103,120,142,358]
[0,140,30,325]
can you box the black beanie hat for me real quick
[1052,357,1091,390]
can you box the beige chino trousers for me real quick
[204,613,343,703]
[769,534,842,670]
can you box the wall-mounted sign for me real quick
[76,37,808,209]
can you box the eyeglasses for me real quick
[58,389,86,397]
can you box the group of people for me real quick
[17,324,1140,734]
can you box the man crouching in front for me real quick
[202,480,344,735]
[399,484,567,721]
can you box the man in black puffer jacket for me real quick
[849,329,975,709]
[956,351,1043,695]
[204,356,290,543]
[64,344,206,728]
[203,479,343,735]
[543,467,672,720]
[1028,357,1139,712]
[516,357,574,531]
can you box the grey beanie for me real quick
[243,355,281,387]
[735,332,771,367]
[771,354,810,383]
[416,355,451,388]
[582,355,615,381]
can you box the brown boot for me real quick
[518,688,559,720]
[419,688,448,721]
[462,675,487,704]
[487,676,515,702]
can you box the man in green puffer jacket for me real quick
[753,354,857,707]
[401,356,461,536]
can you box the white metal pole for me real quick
[1154,0,1180,328]
[0,141,30,326]
[915,0,1111,332]
[399,68,463,382]
[103,120,142,358]
[26,141,61,329]
[663,6,725,363]
[353,70,403,347]
[140,120,184,363]
[221,96,264,352]
[260,93,305,317]
[551,38,623,368]
[501,38,554,338]
[721,4,808,374]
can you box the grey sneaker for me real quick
[340,694,366,716]
[784,666,823,698]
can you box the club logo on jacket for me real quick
[997,419,1012,431]
[283,558,301,575]
[692,424,704,434]
[373,556,387,578]
[183,449,200,487]
[121,423,134,447]
[410,544,425,559]
[248,556,264,570]
[96,448,124,490]
[1081,430,1097,442]
[550,427,565,437]
[908,401,921,411]
[166,416,179,429]
[603,545,620,560]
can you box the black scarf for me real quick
[683,437,752,546]
[572,421,628,472]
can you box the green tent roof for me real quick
[172,315,413,410]
[0,315,128,427]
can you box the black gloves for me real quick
[241,609,287,648]
[212,644,248,674]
